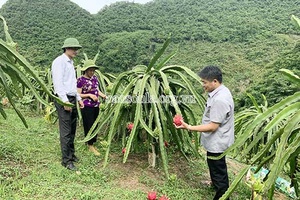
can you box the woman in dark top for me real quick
[77,60,106,156]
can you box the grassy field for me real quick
[0,108,271,200]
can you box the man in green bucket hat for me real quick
[51,38,84,171]
[77,59,107,156]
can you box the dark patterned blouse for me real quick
[77,75,100,107]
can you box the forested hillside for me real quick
[0,0,299,108]
[0,0,99,65]
[97,0,298,42]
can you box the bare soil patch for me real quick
[105,151,290,199]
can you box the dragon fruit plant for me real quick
[219,15,300,199]
[82,37,206,178]
[0,16,70,127]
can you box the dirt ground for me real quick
[106,151,290,200]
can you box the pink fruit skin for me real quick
[127,123,134,131]
[173,114,183,126]
[122,148,126,154]
[159,195,170,200]
[147,191,157,200]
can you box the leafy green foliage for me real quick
[0,109,251,199]
[95,2,150,34]
[97,30,155,73]
[0,15,65,127]
[0,1,299,198]
[218,69,300,199]
[0,0,298,103]
[96,0,299,43]
[82,37,206,178]
[238,43,300,109]
[221,18,300,200]
[0,0,99,66]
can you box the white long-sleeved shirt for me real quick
[51,53,81,102]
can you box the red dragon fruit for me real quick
[127,122,134,131]
[147,191,157,200]
[173,114,183,126]
[122,148,126,154]
[164,141,169,148]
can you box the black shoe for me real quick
[65,162,77,171]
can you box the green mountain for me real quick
[0,0,299,108]
[0,0,99,65]
[97,0,298,42]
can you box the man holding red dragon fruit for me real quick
[174,66,234,200]
[77,59,107,156]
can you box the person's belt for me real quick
[67,95,76,101]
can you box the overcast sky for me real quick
[0,0,153,14]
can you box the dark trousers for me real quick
[81,106,99,145]
[207,152,230,200]
[55,96,78,166]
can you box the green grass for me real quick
[0,108,252,200]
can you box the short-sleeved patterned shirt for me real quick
[77,75,100,107]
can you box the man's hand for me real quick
[63,101,72,112]
[174,120,190,130]
[175,121,220,132]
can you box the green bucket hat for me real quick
[61,38,82,49]
[81,59,98,71]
